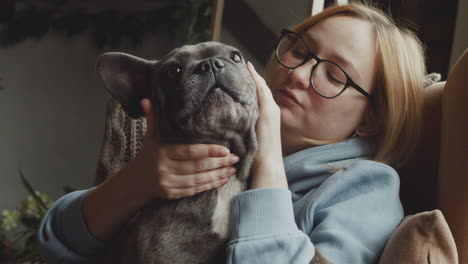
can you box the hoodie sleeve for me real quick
[37,188,106,264]
[226,161,403,264]
[226,188,316,264]
[307,161,404,263]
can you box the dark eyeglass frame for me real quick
[275,29,371,99]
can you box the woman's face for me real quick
[269,15,377,155]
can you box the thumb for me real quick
[246,61,273,108]
[140,98,158,137]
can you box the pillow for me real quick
[95,98,146,185]
[438,48,468,263]
[398,75,444,215]
[378,210,458,264]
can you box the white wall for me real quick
[0,33,171,210]
[450,0,468,70]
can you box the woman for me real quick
[38,2,426,263]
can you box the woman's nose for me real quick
[288,60,316,90]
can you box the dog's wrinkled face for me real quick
[97,42,258,142]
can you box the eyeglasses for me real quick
[275,29,371,99]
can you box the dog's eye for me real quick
[231,52,242,63]
[168,64,182,78]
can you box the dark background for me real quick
[223,0,459,78]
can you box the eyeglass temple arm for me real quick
[351,82,371,98]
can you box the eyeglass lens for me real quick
[276,32,348,98]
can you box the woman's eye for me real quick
[327,72,345,85]
[231,53,242,63]
[168,64,182,78]
[287,35,298,42]
[293,49,306,59]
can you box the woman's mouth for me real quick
[277,89,301,107]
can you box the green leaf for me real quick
[19,215,40,230]
[1,0,214,50]
[19,170,48,217]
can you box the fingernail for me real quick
[218,148,230,156]
[230,155,240,163]
[247,61,255,71]
[228,166,237,174]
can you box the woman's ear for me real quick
[96,52,155,118]
[354,106,380,137]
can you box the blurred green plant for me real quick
[0,0,213,50]
[0,171,54,264]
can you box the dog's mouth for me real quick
[206,82,242,103]
[185,81,244,121]
[195,80,245,110]
[200,85,237,109]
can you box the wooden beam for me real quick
[210,0,224,41]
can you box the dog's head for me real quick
[96,42,258,142]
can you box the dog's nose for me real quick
[198,58,225,73]
[200,60,211,72]
[213,59,225,69]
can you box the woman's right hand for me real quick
[82,99,239,241]
[134,99,240,200]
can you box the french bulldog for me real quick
[96,42,259,263]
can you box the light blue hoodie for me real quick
[38,137,403,263]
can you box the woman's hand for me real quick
[83,99,239,241]
[133,99,240,200]
[246,62,288,189]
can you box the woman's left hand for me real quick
[246,62,288,189]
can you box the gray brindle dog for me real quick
[96,42,259,264]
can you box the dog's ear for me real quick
[96,52,154,118]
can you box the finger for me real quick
[246,61,264,90]
[169,154,240,175]
[167,144,231,160]
[167,177,231,199]
[246,61,274,106]
[141,98,157,137]
[171,165,237,188]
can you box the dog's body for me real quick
[96,42,258,264]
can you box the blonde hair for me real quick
[265,2,426,167]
